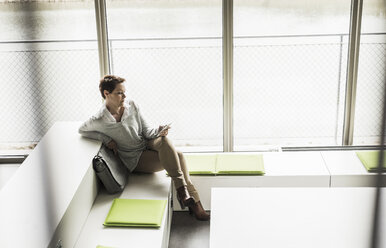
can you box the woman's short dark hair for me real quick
[99,75,125,99]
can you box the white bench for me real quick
[0,122,101,248]
[1,121,384,247]
[174,150,386,211]
[0,122,172,248]
[74,172,172,248]
[321,150,386,187]
[173,151,331,210]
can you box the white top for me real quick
[79,100,159,172]
[322,151,375,175]
[321,151,386,187]
[210,187,385,248]
[263,151,329,176]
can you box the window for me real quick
[1,1,384,151]
[105,0,223,151]
[0,1,100,147]
[233,0,352,150]
[353,0,386,145]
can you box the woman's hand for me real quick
[158,125,170,137]
[107,140,118,155]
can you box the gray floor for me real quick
[169,211,211,248]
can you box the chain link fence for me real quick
[0,41,100,146]
[110,38,223,150]
[234,35,349,147]
[354,34,386,145]
[0,34,384,149]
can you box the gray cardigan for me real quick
[79,100,159,172]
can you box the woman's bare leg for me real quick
[177,151,200,202]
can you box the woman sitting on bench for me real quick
[79,75,209,221]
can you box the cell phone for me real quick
[158,123,172,136]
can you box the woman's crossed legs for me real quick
[134,136,200,202]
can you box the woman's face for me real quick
[105,83,126,108]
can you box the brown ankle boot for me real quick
[176,186,195,209]
[189,201,210,221]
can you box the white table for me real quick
[210,187,385,248]
[322,151,386,187]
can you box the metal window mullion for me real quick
[223,0,233,152]
[109,39,114,75]
[343,0,363,146]
[94,0,110,77]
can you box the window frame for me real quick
[95,0,378,152]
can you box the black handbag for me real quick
[92,144,129,194]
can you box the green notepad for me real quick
[186,153,265,175]
[216,154,265,175]
[185,154,217,175]
[104,199,167,228]
[356,151,386,172]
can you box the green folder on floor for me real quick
[185,154,217,175]
[356,151,386,172]
[216,154,265,175]
[186,153,265,175]
[104,199,167,228]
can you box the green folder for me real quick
[185,154,217,175]
[104,199,167,228]
[216,154,265,175]
[356,151,386,172]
